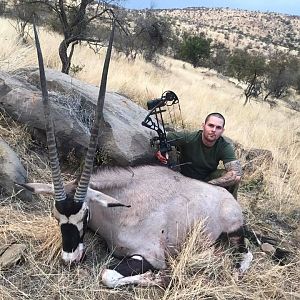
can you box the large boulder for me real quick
[0,137,31,201]
[0,68,155,166]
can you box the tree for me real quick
[135,13,173,62]
[226,49,266,105]
[263,53,300,101]
[114,12,174,62]
[242,54,266,105]
[177,34,211,68]
[19,0,121,74]
[209,42,230,73]
[0,0,6,15]
[10,0,42,43]
[293,72,300,94]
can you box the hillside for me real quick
[126,7,300,56]
[0,12,300,300]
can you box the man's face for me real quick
[202,116,225,144]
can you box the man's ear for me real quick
[17,183,54,195]
[86,187,131,208]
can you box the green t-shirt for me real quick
[167,130,236,180]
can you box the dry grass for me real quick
[0,17,300,299]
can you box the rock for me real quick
[245,148,273,163]
[0,137,32,201]
[0,244,10,256]
[0,69,155,166]
[294,226,300,243]
[243,148,273,173]
[0,243,26,269]
[261,242,276,255]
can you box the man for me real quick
[156,112,242,199]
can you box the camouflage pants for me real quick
[204,169,239,200]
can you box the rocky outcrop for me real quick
[0,68,155,166]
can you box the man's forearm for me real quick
[208,171,239,187]
[208,160,242,187]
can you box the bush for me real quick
[176,33,211,68]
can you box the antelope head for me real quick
[21,18,126,264]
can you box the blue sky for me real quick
[121,0,300,16]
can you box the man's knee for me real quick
[226,183,239,199]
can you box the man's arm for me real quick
[208,160,242,187]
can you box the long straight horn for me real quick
[33,21,66,202]
[74,18,116,203]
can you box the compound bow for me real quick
[141,90,183,157]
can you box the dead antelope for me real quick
[20,18,253,288]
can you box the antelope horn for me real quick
[74,18,116,202]
[33,20,66,202]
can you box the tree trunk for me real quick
[59,40,71,74]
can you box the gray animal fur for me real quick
[86,165,243,269]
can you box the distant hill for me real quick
[126,7,300,56]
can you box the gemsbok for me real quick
[20,17,253,288]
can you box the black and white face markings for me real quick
[53,195,89,264]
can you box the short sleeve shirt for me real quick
[167,130,236,180]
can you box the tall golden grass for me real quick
[0,17,299,299]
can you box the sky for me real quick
[121,0,300,16]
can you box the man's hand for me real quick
[155,151,168,164]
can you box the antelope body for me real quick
[25,164,253,287]
[24,16,253,288]
[87,165,244,269]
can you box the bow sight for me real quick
[141,91,183,155]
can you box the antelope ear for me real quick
[86,187,131,208]
[17,183,54,195]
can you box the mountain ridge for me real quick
[126,6,300,56]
